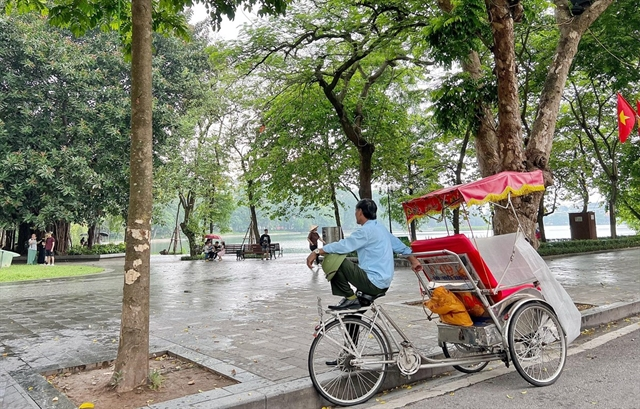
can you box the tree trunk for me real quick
[250,205,259,243]
[113,0,152,392]
[178,191,197,256]
[17,222,31,255]
[53,221,70,254]
[87,224,96,248]
[246,179,260,243]
[330,181,342,227]
[525,0,613,171]
[485,0,612,241]
[609,195,617,239]
[358,143,375,199]
[486,0,525,173]
[462,51,500,177]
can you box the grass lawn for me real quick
[0,264,105,283]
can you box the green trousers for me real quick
[27,249,37,265]
[330,258,387,298]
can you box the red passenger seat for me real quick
[411,234,533,302]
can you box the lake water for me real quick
[150,224,637,255]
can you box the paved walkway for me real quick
[1,248,639,409]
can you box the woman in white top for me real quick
[27,234,38,265]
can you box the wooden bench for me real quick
[224,244,245,260]
[242,244,270,259]
[224,243,282,260]
[270,243,283,258]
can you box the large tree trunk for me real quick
[486,0,612,243]
[358,144,375,199]
[486,0,526,173]
[462,51,500,178]
[53,221,70,254]
[179,191,198,256]
[525,0,613,171]
[113,0,152,392]
[485,0,534,238]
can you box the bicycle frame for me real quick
[315,297,507,376]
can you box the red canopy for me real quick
[402,170,545,223]
[204,234,223,240]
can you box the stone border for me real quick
[15,348,257,409]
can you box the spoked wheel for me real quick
[508,302,567,386]
[442,342,490,374]
[308,316,390,406]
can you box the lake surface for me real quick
[151,224,637,255]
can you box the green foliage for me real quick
[423,0,489,67]
[537,235,640,256]
[67,242,126,255]
[430,71,497,134]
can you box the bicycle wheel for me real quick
[508,302,567,386]
[441,342,490,374]
[308,316,390,406]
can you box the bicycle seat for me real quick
[356,291,386,306]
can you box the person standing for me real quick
[37,237,46,264]
[44,232,56,266]
[307,225,325,270]
[259,229,271,260]
[306,199,422,310]
[27,234,38,265]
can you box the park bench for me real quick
[223,244,245,260]
[270,243,283,258]
[242,244,269,259]
[224,243,282,260]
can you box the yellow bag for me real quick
[424,287,473,326]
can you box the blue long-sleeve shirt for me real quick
[322,220,412,289]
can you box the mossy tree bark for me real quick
[113,0,152,392]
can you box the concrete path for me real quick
[1,248,639,409]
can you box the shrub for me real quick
[537,235,640,256]
[67,243,126,255]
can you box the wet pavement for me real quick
[1,248,639,409]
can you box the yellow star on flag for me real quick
[619,110,630,125]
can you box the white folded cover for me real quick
[474,233,581,344]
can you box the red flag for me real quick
[617,93,635,143]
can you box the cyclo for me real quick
[307,170,581,406]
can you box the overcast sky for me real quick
[190,4,254,40]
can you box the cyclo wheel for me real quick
[441,342,490,373]
[308,316,390,406]
[508,301,567,386]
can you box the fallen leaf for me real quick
[79,403,95,409]
[506,395,513,399]
[188,380,195,385]
[52,397,59,402]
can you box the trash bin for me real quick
[569,212,597,240]
[322,227,344,244]
[0,249,20,268]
